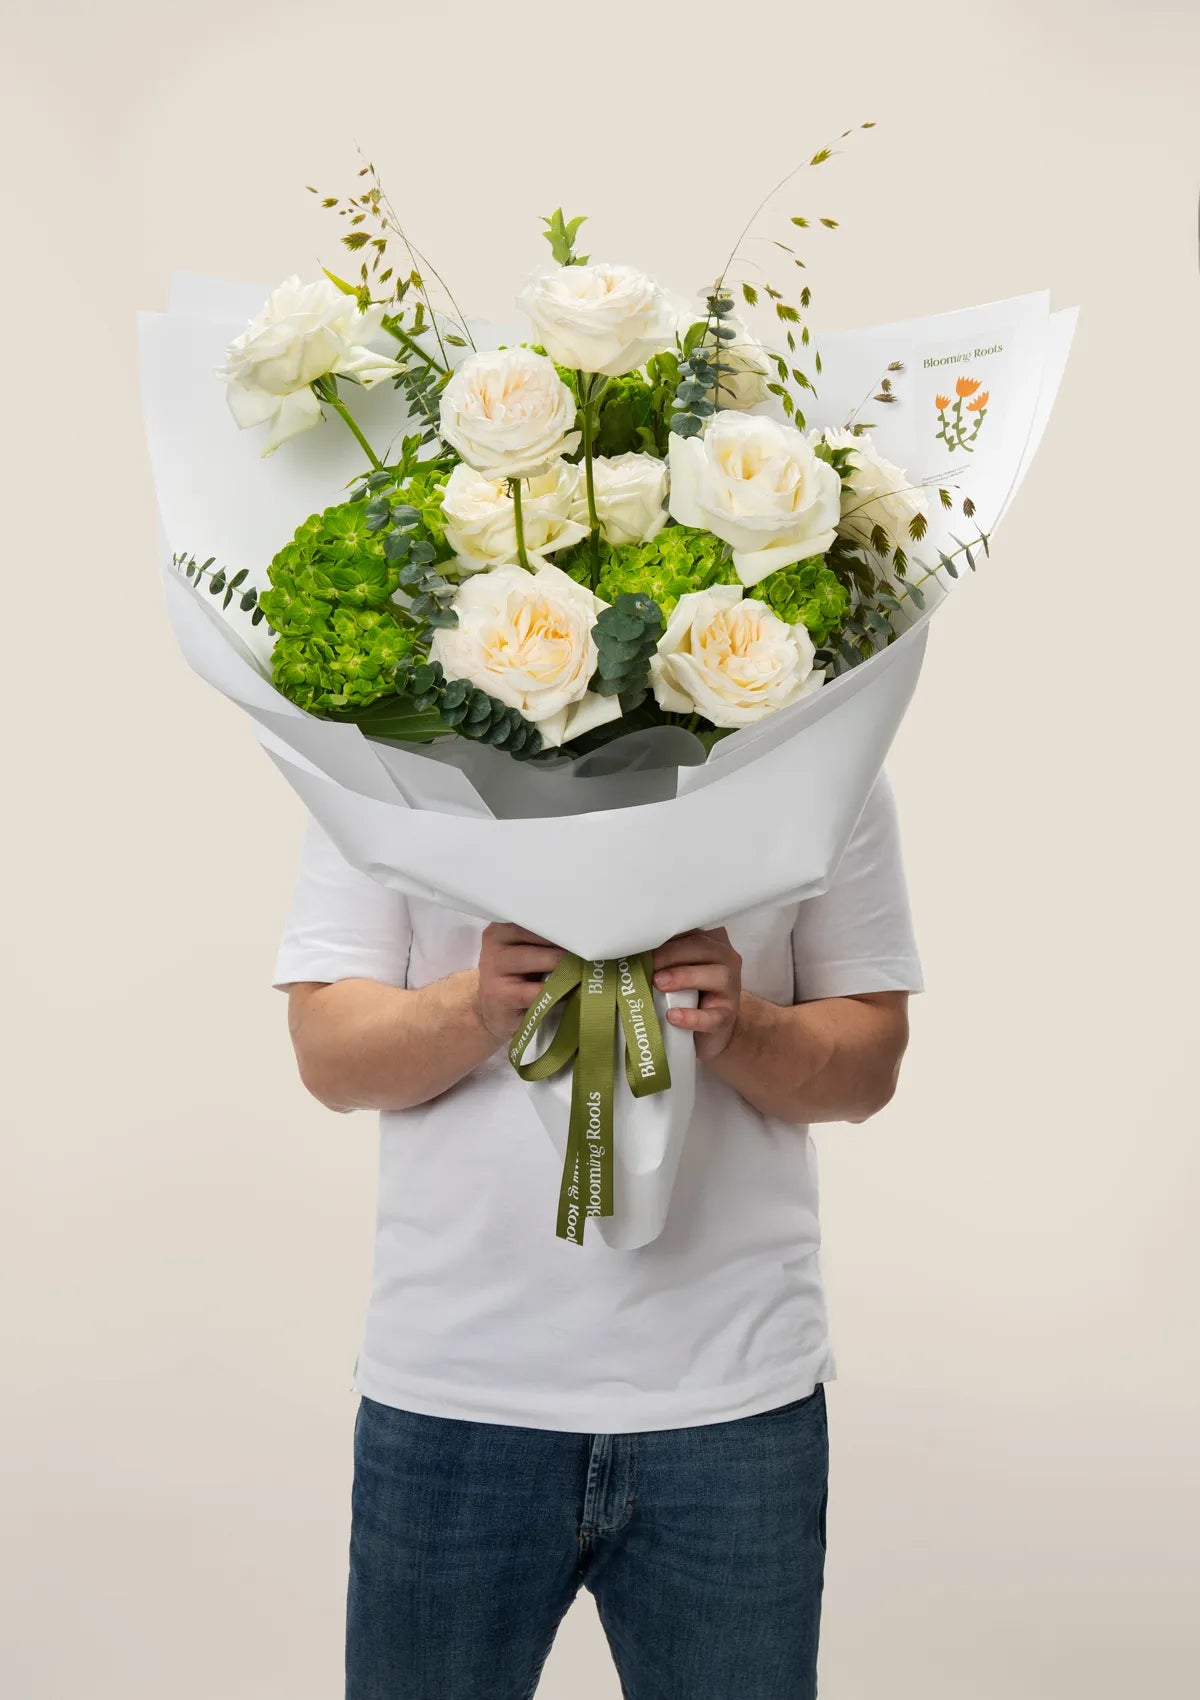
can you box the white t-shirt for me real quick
[273,772,923,1433]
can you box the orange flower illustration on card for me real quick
[937,375,991,453]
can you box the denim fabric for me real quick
[347,1386,828,1699]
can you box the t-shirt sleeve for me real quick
[272,815,413,991]
[790,769,924,1003]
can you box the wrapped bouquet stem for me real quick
[140,143,1074,1249]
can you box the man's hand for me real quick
[652,928,743,1062]
[477,923,565,1043]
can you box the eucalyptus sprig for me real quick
[348,463,458,634]
[174,551,271,629]
[589,593,666,712]
[670,287,735,439]
[389,657,544,759]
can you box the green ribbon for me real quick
[509,953,672,1245]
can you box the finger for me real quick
[653,933,735,971]
[494,946,565,976]
[653,964,736,995]
[666,1005,731,1032]
[486,975,555,1009]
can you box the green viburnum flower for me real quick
[565,524,738,615]
[271,607,419,714]
[748,557,851,649]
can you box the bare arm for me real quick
[707,988,909,1124]
[653,929,910,1125]
[286,924,563,1113]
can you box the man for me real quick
[275,770,922,1700]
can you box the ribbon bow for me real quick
[509,953,672,1243]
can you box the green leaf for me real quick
[321,267,358,297]
[541,207,589,267]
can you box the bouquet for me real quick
[140,134,1075,1248]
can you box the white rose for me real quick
[667,411,841,586]
[438,346,580,481]
[441,461,588,573]
[431,564,621,748]
[517,263,676,377]
[702,315,772,410]
[650,585,823,728]
[573,452,669,546]
[217,276,402,456]
[819,427,928,552]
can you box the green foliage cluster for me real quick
[392,657,544,759]
[567,525,737,615]
[591,357,680,459]
[541,208,589,267]
[752,559,851,649]
[590,595,666,713]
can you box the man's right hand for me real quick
[477,924,565,1043]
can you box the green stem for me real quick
[578,373,602,578]
[510,478,533,571]
[322,388,383,470]
[382,316,450,377]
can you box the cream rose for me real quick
[218,276,402,456]
[667,411,841,586]
[430,564,621,748]
[573,452,669,546]
[701,315,772,411]
[439,347,580,480]
[819,427,928,552]
[650,585,823,728]
[441,461,588,573]
[517,263,676,377]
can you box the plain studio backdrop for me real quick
[2,1,1197,1695]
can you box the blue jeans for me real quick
[347,1386,828,1699]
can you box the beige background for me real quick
[2,0,1197,1695]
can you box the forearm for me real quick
[707,989,909,1124]
[288,971,500,1113]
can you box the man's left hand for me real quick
[652,929,743,1062]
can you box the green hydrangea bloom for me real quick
[271,608,419,715]
[261,473,447,715]
[566,525,738,615]
[749,557,851,648]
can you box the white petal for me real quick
[665,435,706,529]
[535,705,570,748]
[561,689,624,744]
[261,386,323,456]
[335,342,403,387]
[649,655,695,716]
[731,530,837,586]
[225,380,279,429]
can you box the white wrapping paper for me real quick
[140,277,1074,1247]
